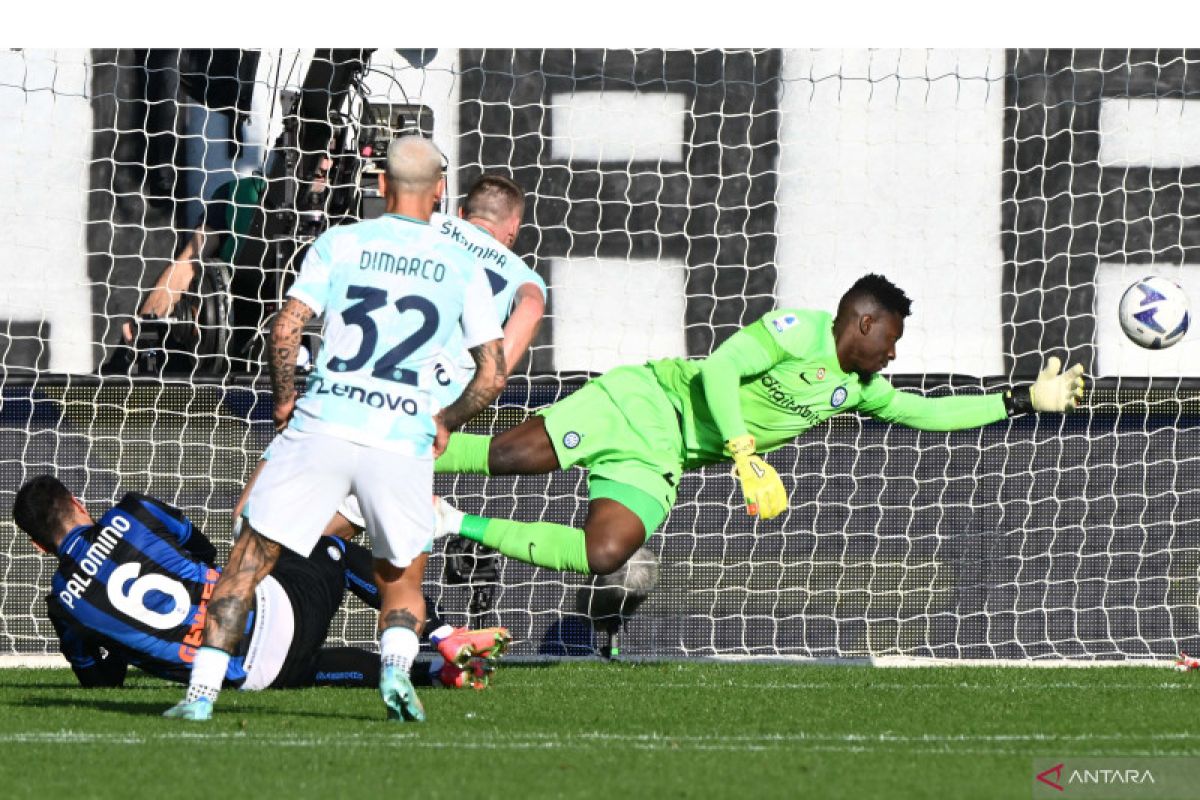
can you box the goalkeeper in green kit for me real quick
[432,274,1086,575]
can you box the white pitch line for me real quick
[2,730,1197,752]
[634,681,1196,691]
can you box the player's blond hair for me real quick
[385,135,444,194]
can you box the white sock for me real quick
[434,496,465,537]
[428,624,454,644]
[379,626,419,675]
[186,646,229,703]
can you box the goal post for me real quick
[0,48,1198,665]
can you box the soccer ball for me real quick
[1118,276,1190,349]
[575,545,660,625]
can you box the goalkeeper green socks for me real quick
[437,435,590,573]
[434,433,491,474]
[460,516,591,575]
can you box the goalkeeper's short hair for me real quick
[838,273,913,319]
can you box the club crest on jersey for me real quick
[327,545,342,562]
[772,314,798,333]
[830,387,848,408]
[563,432,582,449]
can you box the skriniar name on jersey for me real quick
[430,212,546,384]
[432,211,546,322]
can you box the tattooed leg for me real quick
[374,552,428,636]
[202,525,282,653]
[167,524,283,718]
[382,608,422,631]
[376,552,428,684]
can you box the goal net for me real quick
[1,48,1197,664]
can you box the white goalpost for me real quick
[0,48,1197,666]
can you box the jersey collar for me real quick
[384,213,430,226]
[58,524,92,556]
[816,315,852,381]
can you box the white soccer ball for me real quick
[576,546,660,623]
[1118,276,1190,350]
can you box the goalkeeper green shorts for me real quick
[538,365,684,535]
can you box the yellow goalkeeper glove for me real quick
[726,434,787,520]
[1029,356,1086,412]
[1004,356,1086,415]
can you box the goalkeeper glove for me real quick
[726,435,787,520]
[1004,356,1086,415]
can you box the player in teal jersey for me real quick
[429,174,546,390]
[231,172,543,523]
[432,274,1086,576]
[228,174,545,671]
[231,173,543,530]
[167,136,506,722]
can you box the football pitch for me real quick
[1,662,1197,799]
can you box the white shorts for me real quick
[337,494,435,554]
[245,428,434,567]
[337,494,366,528]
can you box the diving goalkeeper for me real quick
[431,273,1086,576]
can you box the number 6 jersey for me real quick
[287,213,503,456]
[45,493,244,686]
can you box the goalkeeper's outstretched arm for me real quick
[863,356,1086,431]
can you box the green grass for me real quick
[1,663,1197,799]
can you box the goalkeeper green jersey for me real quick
[648,308,1006,471]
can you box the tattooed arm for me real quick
[269,298,316,432]
[433,338,505,455]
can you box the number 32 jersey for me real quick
[288,213,503,456]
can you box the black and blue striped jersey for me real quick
[45,492,252,687]
[46,492,385,689]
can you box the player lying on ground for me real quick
[431,273,1087,576]
[10,476,507,691]
[229,173,544,663]
[168,136,507,723]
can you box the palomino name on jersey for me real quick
[57,513,132,609]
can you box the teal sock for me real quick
[434,433,491,474]
[460,516,591,575]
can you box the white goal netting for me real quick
[0,48,1197,663]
